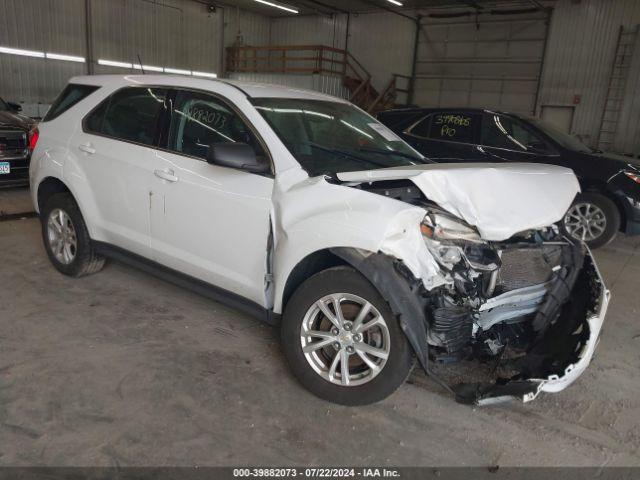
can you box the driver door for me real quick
[149,89,274,307]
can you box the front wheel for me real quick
[562,193,621,248]
[281,266,414,406]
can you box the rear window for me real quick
[43,84,99,122]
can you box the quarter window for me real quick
[84,87,168,146]
[481,113,553,154]
[43,84,99,122]
[167,90,265,162]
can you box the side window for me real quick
[85,87,167,146]
[167,90,265,162]
[43,84,99,122]
[407,115,431,138]
[427,112,479,144]
[481,113,553,154]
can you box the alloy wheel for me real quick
[47,208,78,265]
[300,293,390,387]
[564,202,607,242]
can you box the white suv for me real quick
[30,75,609,406]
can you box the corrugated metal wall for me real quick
[91,0,222,75]
[0,0,270,115]
[0,0,87,116]
[414,12,548,115]
[537,0,640,151]
[268,12,414,93]
[228,72,348,99]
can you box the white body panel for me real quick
[337,163,581,241]
[149,149,273,305]
[29,75,581,312]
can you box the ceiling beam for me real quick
[358,0,418,21]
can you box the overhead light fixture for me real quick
[46,52,85,63]
[192,71,218,78]
[387,0,403,5]
[0,46,45,58]
[98,59,133,68]
[164,67,192,75]
[253,0,298,14]
[133,63,163,72]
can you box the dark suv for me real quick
[378,108,640,248]
[0,96,36,187]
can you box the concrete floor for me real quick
[1,187,640,467]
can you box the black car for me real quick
[0,96,36,188]
[378,107,640,248]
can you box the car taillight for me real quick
[28,127,39,152]
[625,171,640,184]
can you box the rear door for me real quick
[403,111,485,162]
[73,86,168,258]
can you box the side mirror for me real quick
[7,101,22,112]
[206,142,270,174]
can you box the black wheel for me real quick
[562,192,621,248]
[281,266,414,406]
[40,193,105,277]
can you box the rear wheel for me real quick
[562,193,620,248]
[41,193,105,277]
[281,266,414,405]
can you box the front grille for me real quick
[497,245,563,291]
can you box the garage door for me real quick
[413,11,549,115]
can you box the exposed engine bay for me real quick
[348,179,609,405]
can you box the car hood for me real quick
[336,163,580,241]
[0,110,34,131]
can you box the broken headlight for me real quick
[421,209,500,272]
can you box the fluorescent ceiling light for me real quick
[98,59,133,68]
[46,52,85,63]
[0,46,45,58]
[192,71,217,78]
[164,67,192,75]
[387,0,403,5]
[133,63,163,72]
[253,0,298,14]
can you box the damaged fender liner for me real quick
[330,247,431,371]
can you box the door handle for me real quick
[154,169,178,183]
[78,143,96,154]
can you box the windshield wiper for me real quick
[293,141,390,168]
[356,146,429,164]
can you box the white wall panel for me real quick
[229,72,348,99]
[347,13,415,92]
[0,0,270,108]
[537,0,640,149]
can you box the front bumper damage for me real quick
[332,244,609,406]
[453,249,609,405]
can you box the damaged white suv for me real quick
[30,75,609,406]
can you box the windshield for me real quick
[0,97,8,111]
[251,98,429,177]
[527,117,592,153]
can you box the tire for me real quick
[281,266,414,406]
[40,192,105,277]
[562,192,621,249]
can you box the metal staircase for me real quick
[596,25,639,151]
